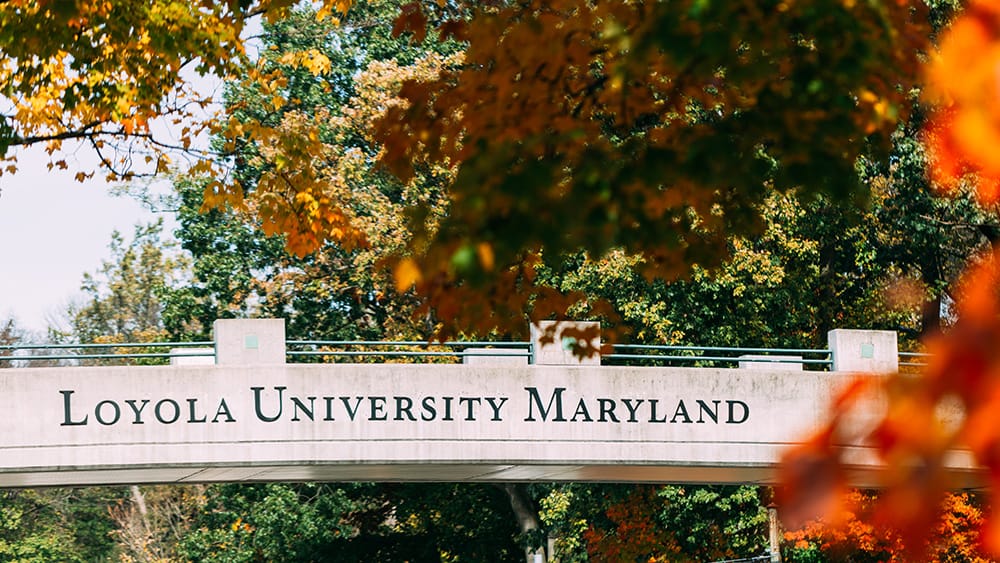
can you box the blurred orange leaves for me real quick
[781,3,1000,556]
[781,252,1000,556]
[784,491,987,562]
[925,1,1000,203]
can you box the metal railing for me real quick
[0,341,214,365]
[0,339,931,371]
[286,340,532,362]
[710,556,772,563]
[605,344,833,370]
[899,351,931,368]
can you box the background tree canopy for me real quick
[1,0,936,339]
[5,0,1000,560]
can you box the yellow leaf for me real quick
[303,50,331,76]
[156,156,172,174]
[394,258,422,292]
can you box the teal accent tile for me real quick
[860,342,874,359]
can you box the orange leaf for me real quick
[394,257,422,292]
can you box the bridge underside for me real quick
[0,463,778,488]
[1,462,985,490]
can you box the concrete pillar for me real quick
[213,319,286,365]
[827,329,897,373]
[768,504,782,562]
[529,321,600,365]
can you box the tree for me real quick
[0,486,127,562]
[0,1,354,181]
[173,482,527,562]
[2,0,933,339]
[578,485,768,562]
[0,317,23,365]
[152,3,997,559]
[0,319,129,562]
[778,4,1000,557]
[162,7,533,561]
[162,3,458,341]
[863,117,995,338]
[11,0,1000,556]
[549,191,908,351]
[68,220,189,344]
[783,491,988,562]
[365,0,930,338]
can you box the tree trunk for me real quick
[500,483,547,562]
[921,293,942,337]
[130,485,148,518]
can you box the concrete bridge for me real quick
[0,320,980,488]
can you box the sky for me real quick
[0,146,173,335]
[0,19,254,337]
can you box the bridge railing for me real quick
[0,321,919,372]
[899,351,931,368]
[604,344,833,370]
[285,340,532,363]
[285,341,834,368]
[1,340,852,370]
[0,341,214,366]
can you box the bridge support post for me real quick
[529,320,600,365]
[768,503,782,562]
[827,329,897,373]
[213,318,286,365]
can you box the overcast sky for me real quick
[0,19,261,337]
[0,145,173,336]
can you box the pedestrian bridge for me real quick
[0,320,979,488]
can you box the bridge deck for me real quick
[0,362,981,488]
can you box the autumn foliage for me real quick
[779,2,1000,557]
[9,0,1000,556]
[583,487,680,562]
[785,491,988,562]
[0,0,931,339]
[373,0,929,338]
[925,0,1000,204]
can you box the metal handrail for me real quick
[612,344,832,355]
[0,342,215,364]
[289,350,532,358]
[606,343,833,369]
[899,350,931,368]
[605,354,832,365]
[286,340,533,362]
[0,352,214,362]
[287,340,528,348]
[1,339,933,369]
[0,341,213,351]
